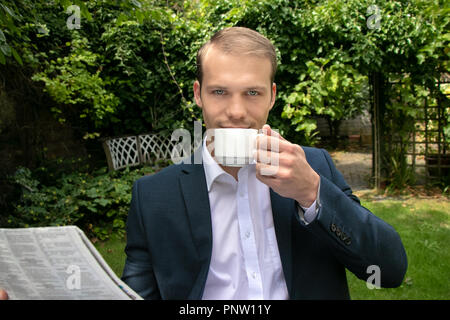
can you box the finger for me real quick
[262,124,286,141]
[254,149,280,166]
[256,136,280,152]
[257,135,290,153]
[256,162,280,177]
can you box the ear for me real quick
[269,82,277,111]
[193,80,203,108]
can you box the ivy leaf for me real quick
[0,29,6,43]
[95,198,109,207]
[11,47,22,65]
[131,0,142,8]
[416,53,425,64]
[0,42,11,56]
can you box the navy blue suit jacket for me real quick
[122,147,407,299]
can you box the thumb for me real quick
[0,288,9,300]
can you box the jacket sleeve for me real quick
[298,149,408,288]
[121,180,161,299]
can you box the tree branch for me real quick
[160,32,186,102]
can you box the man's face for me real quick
[193,46,276,130]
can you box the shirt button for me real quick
[245,231,251,239]
[252,272,257,279]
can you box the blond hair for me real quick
[196,27,277,85]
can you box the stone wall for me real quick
[316,110,372,146]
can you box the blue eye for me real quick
[214,89,225,95]
[248,90,259,96]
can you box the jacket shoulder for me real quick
[301,146,335,180]
[135,163,185,187]
[302,146,327,157]
[301,146,328,165]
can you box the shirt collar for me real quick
[202,135,228,192]
[202,134,256,192]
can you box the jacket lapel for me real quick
[270,189,295,298]
[178,159,213,299]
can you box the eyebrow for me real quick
[244,86,267,91]
[205,85,268,91]
[205,85,227,90]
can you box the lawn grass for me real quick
[95,198,450,299]
[347,198,450,300]
[94,236,127,279]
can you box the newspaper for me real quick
[0,225,142,300]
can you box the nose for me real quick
[226,95,247,121]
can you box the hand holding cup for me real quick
[254,124,320,208]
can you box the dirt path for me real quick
[328,151,372,191]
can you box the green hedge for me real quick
[8,164,159,240]
[3,0,446,145]
[1,0,448,198]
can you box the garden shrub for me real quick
[8,164,157,240]
[1,0,448,195]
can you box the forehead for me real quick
[201,46,272,87]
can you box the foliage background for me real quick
[2,0,447,141]
[0,0,448,238]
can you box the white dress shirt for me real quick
[201,137,319,300]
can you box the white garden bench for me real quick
[102,134,184,171]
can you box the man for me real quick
[121,27,407,299]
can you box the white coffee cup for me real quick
[212,128,258,167]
